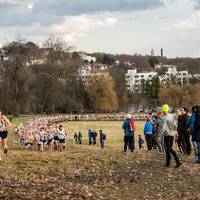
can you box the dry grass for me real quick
[0,120,200,200]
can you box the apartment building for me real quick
[125,69,158,94]
[126,65,190,94]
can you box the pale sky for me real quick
[0,0,200,57]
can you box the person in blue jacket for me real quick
[144,116,153,151]
[88,129,93,145]
[122,114,134,152]
[188,106,200,164]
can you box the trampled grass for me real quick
[1,120,200,200]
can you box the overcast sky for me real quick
[0,0,200,57]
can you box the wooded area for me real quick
[0,36,200,115]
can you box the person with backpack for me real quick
[122,114,135,152]
[78,131,82,144]
[74,132,78,144]
[152,113,163,152]
[99,130,106,149]
[158,104,181,168]
[88,129,93,145]
[93,131,97,145]
[144,116,153,151]
[188,105,200,164]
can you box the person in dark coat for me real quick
[178,107,191,155]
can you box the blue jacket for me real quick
[88,129,93,138]
[122,119,133,136]
[144,120,153,135]
[188,113,200,142]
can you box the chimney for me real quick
[161,48,163,57]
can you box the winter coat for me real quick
[144,120,153,135]
[122,119,134,136]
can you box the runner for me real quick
[57,125,67,151]
[0,111,12,160]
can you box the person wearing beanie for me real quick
[158,104,181,168]
[122,114,135,152]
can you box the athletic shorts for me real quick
[54,136,59,140]
[47,139,53,145]
[40,140,46,144]
[0,131,8,139]
[59,139,65,144]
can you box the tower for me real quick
[161,48,163,57]
[151,49,154,56]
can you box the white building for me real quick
[126,65,190,94]
[79,53,96,63]
[125,69,158,93]
[159,66,189,85]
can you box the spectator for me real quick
[122,114,134,152]
[88,129,93,145]
[158,104,181,168]
[188,105,200,164]
[178,106,191,155]
[138,135,144,149]
[144,116,153,151]
[74,132,78,144]
[78,132,83,144]
[99,130,106,149]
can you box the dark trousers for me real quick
[139,143,144,149]
[128,135,135,150]
[100,140,105,149]
[145,134,152,151]
[177,135,184,154]
[180,133,192,154]
[184,133,192,154]
[124,135,133,152]
[164,136,180,166]
[89,137,92,145]
[93,137,96,145]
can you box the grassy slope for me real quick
[0,119,200,200]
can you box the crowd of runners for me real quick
[12,116,107,152]
[0,104,200,167]
[66,113,147,121]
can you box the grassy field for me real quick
[1,118,200,200]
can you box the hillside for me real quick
[90,52,200,73]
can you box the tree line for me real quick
[0,36,125,115]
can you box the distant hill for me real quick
[89,52,200,73]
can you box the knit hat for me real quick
[162,104,169,113]
[127,114,132,119]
